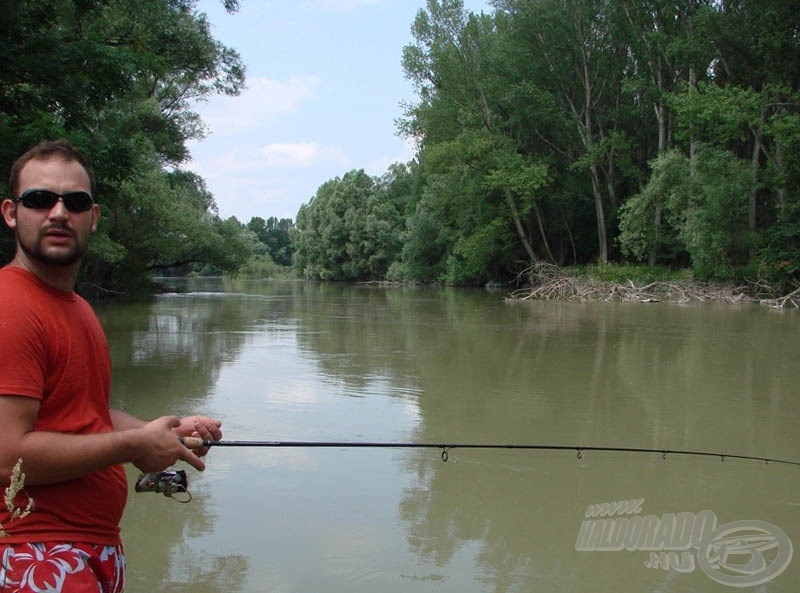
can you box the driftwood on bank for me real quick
[768,285,800,309]
[505,263,799,309]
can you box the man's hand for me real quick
[131,416,206,473]
[171,415,223,458]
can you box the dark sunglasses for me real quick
[13,189,94,213]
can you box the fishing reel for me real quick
[135,469,192,503]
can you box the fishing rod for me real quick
[179,437,800,466]
[137,437,799,502]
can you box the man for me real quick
[0,139,222,592]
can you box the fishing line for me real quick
[181,438,800,466]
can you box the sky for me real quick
[187,0,491,223]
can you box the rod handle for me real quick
[181,436,207,449]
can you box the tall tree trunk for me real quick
[532,201,556,263]
[590,166,608,264]
[579,72,608,264]
[775,141,787,210]
[605,142,618,210]
[689,65,698,176]
[748,120,764,261]
[749,118,763,235]
[648,204,662,267]
[560,206,578,265]
[648,94,668,267]
[504,188,538,264]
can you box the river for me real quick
[96,278,800,592]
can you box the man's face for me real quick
[2,157,100,268]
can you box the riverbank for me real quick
[505,263,800,309]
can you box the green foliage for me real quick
[247,216,295,266]
[666,146,754,280]
[5,0,798,289]
[400,130,549,284]
[577,263,691,284]
[295,169,409,281]
[395,194,450,282]
[238,253,283,279]
[758,201,800,290]
[620,146,754,280]
[289,0,800,288]
[81,157,250,290]
[669,82,764,149]
[0,0,247,293]
[396,0,799,285]
[445,217,509,285]
[617,150,686,264]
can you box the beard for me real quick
[17,225,87,267]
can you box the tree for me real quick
[500,0,641,265]
[401,0,550,282]
[0,0,247,293]
[619,146,754,279]
[294,168,411,281]
[614,0,716,264]
[295,170,373,280]
[247,216,295,266]
[617,150,687,265]
[284,0,800,287]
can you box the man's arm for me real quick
[110,409,146,430]
[0,396,206,487]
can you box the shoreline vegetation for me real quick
[503,263,800,309]
[360,262,799,309]
[4,3,799,299]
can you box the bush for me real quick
[237,254,282,279]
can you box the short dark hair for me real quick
[8,139,95,197]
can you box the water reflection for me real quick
[100,280,800,592]
[121,465,247,593]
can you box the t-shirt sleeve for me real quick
[0,291,47,399]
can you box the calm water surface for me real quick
[96,279,800,593]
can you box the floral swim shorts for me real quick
[0,542,125,593]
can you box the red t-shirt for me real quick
[0,266,127,545]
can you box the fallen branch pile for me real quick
[761,285,800,309]
[506,263,798,308]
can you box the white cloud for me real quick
[191,142,349,177]
[258,143,349,169]
[302,0,381,11]
[360,131,417,177]
[187,141,352,220]
[196,75,319,135]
